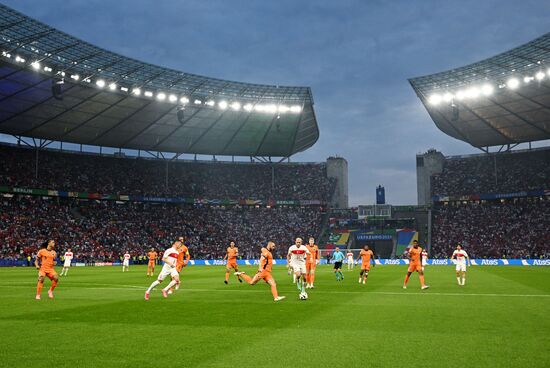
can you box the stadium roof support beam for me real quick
[148,108,202,151]
[186,110,231,151]
[485,96,550,135]
[254,114,281,157]
[457,101,518,143]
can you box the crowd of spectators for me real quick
[0,144,335,201]
[431,149,550,197]
[431,198,550,259]
[0,195,324,262]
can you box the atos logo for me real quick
[431,259,449,265]
[212,260,224,265]
[481,259,499,265]
[384,260,401,265]
[532,259,550,266]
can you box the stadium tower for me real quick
[409,33,550,260]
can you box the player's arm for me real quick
[286,249,292,264]
[185,251,191,264]
[163,254,175,267]
[223,251,228,261]
[450,251,456,261]
[371,251,376,267]
[34,253,40,269]
[466,253,471,266]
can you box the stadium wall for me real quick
[416,150,445,205]
[326,156,349,208]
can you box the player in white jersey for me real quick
[421,248,428,272]
[122,251,131,272]
[144,240,183,300]
[287,238,310,294]
[451,244,471,286]
[59,248,74,276]
[346,251,354,270]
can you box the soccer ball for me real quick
[299,291,308,300]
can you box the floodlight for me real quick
[507,78,519,89]
[535,71,545,81]
[109,83,117,91]
[230,102,241,110]
[481,84,493,96]
[428,94,442,105]
[218,100,228,109]
[157,92,166,101]
[132,88,141,96]
[96,79,105,88]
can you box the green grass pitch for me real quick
[0,264,549,368]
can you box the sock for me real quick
[457,277,461,284]
[404,274,410,285]
[175,282,180,290]
[270,284,279,299]
[49,280,58,291]
[462,277,466,285]
[297,278,302,291]
[419,274,425,287]
[225,272,229,282]
[163,280,177,291]
[64,269,68,276]
[36,281,43,296]
[301,279,306,293]
[293,274,296,283]
[311,273,315,285]
[146,280,160,293]
[240,274,252,284]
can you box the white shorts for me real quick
[291,262,307,274]
[157,265,179,281]
[456,263,467,272]
[123,260,129,266]
[63,261,71,267]
[422,259,427,266]
[347,258,354,264]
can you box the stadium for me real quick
[0,2,549,368]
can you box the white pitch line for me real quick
[0,284,548,298]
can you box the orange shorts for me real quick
[226,261,238,269]
[408,263,422,272]
[361,264,371,271]
[306,262,316,273]
[176,264,184,273]
[258,270,273,283]
[39,269,58,280]
[148,261,155,267]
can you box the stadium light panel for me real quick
[481,84,493,96]
[243,103,253,112]
[230,102,241,111]
[109,83,117,91]
[428,94,442,105]
[443,93,453,102]
[507,78,520,89]
[70,74,79,80]
[455,90,465,100]
[180,96,189,104]
[290,105,302,113]
[15,55,25,63]
[168,94,177,102]
[265,104,277,113]
[523,76,534,83]
[144,91,153,97]
[96,79,105,88]
[120,87,128,92]
[278,105,290,113]
[132,88,141,96]
[254,104,265,112]
[206,100,215,107]
[31,61,40,70]
[194,99,202,105]
[157,92,166,101]
[218,100,228,109]
[44,66,53,72]
[535,71,545,81]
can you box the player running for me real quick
[332,247,345,281]
[146,248,158,276]
[169,237,190,294]
[234,241,285,302]
[451,243,471,286]
[287,238,311,294]
[356,245,375,285]
[122,251,130,272]
[223,241,242,284]
[35,240,59,300]
[305,237,319,289]
[144,240,183,300]
[346,250,354,270]
[403,240,429,290]
[421,248,428,271]
[59,248,73,276]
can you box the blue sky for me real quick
[2,0,550,205]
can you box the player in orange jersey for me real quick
[305,237,319,289]
[234,241,285,302]
[34,240,59,300]
[169,236,190,294]
[146,248,158,276]
[403,240,429,290]
[356,245,375,285]
[223,241,242,284]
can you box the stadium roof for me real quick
[0,3,318,157]
[409,32,550,149]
